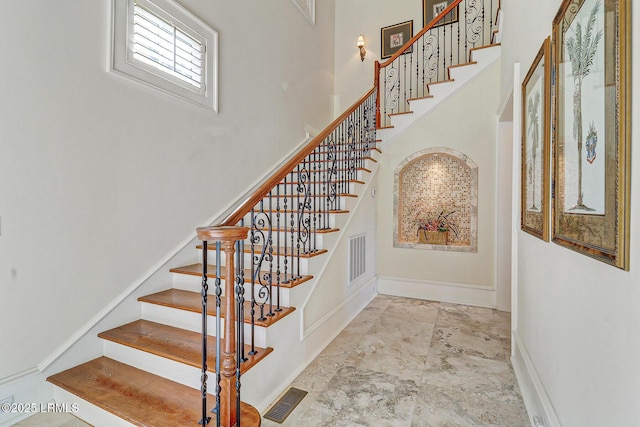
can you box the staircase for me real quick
[46,92,381,425]
[44,0,501,425]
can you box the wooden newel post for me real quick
[196,225,249,427]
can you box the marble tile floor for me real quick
[261,295,530,427]
[14,295,529,427]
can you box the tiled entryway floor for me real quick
[261,295,530,427]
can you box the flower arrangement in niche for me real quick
[412,206,459,244]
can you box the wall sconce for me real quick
[357,34,366,61]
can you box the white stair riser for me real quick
[102,341,271,399]
[224,230,333,251]
[448,64,483,82]
[194,246,330,277]
[140,302,269,347]
[169,276,292,308]
[241,211,338,230]
[196,248,314,273]
[470,45,500,64]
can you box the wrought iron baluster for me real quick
[237,223,246,363]
[267,191,274,317]
[421,35,425,97]
[283,175,289,284]
[214,241,221,427]
[289,171,295,282]
[442,24,447,79]
[313,148,318,252]
[199,241,210,426]
[480,1,486,43]
[235,239,245,427]
[325,133,336,224]
[402,55,407,112]
[457,11,461,65]
[251,200,270,322]
[382,67,386,127]
[248,214,257,355]
[297,159,310,278]
[275,179,282,312]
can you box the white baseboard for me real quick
[511,329,561,427]
[0,370,48,427]
[377,276,496,308]
[302,276,378,338]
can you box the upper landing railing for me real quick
[375,0,500,128]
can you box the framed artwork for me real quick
[552,0,631,269]
[521,37,551,241]
[423,0,458,27]
[381,20,413,60]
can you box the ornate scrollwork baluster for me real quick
[297,160,311,277]
[250,201,272,322]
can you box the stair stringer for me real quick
[378,44,501,146]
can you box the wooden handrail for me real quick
[377,0,464,69]
[219,86,377,227]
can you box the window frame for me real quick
[110,0,218,112]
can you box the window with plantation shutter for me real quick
[111,0,218,112]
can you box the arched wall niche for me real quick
[394,147,478,252]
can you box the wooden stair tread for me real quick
[471,42,501,51]
[449,60,478,69]
[253,226,340,234]
[139,288,297,327]
[388,111,413,117]
[427,79,455,86]
[243,209,351,214]
[408,95,434,102]
[98,320,272,373]
[277,180,364,186]
[47,356,260,427]
[244,246,327,258]
[170,263,314,287]
[264,193,357,198]
[294,156,377,164]
[198,244,329,258]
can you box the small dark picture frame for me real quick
[380,20,413,60]
[423,0,458,27]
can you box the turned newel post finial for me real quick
[196,225,249,427]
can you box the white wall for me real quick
[0,0,335,382]
[334,0,422,114]
[502,1,640,425]
[302,173,378,333]
[376,62,501,306]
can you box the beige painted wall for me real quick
[303,173,378,332]
[0,0,335,381]
[334,0,421,114]
[377,61,500,288]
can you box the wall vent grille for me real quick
[348,234,366,285]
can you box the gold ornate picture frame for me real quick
[522,37,551,241]
[552,0,631,269]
